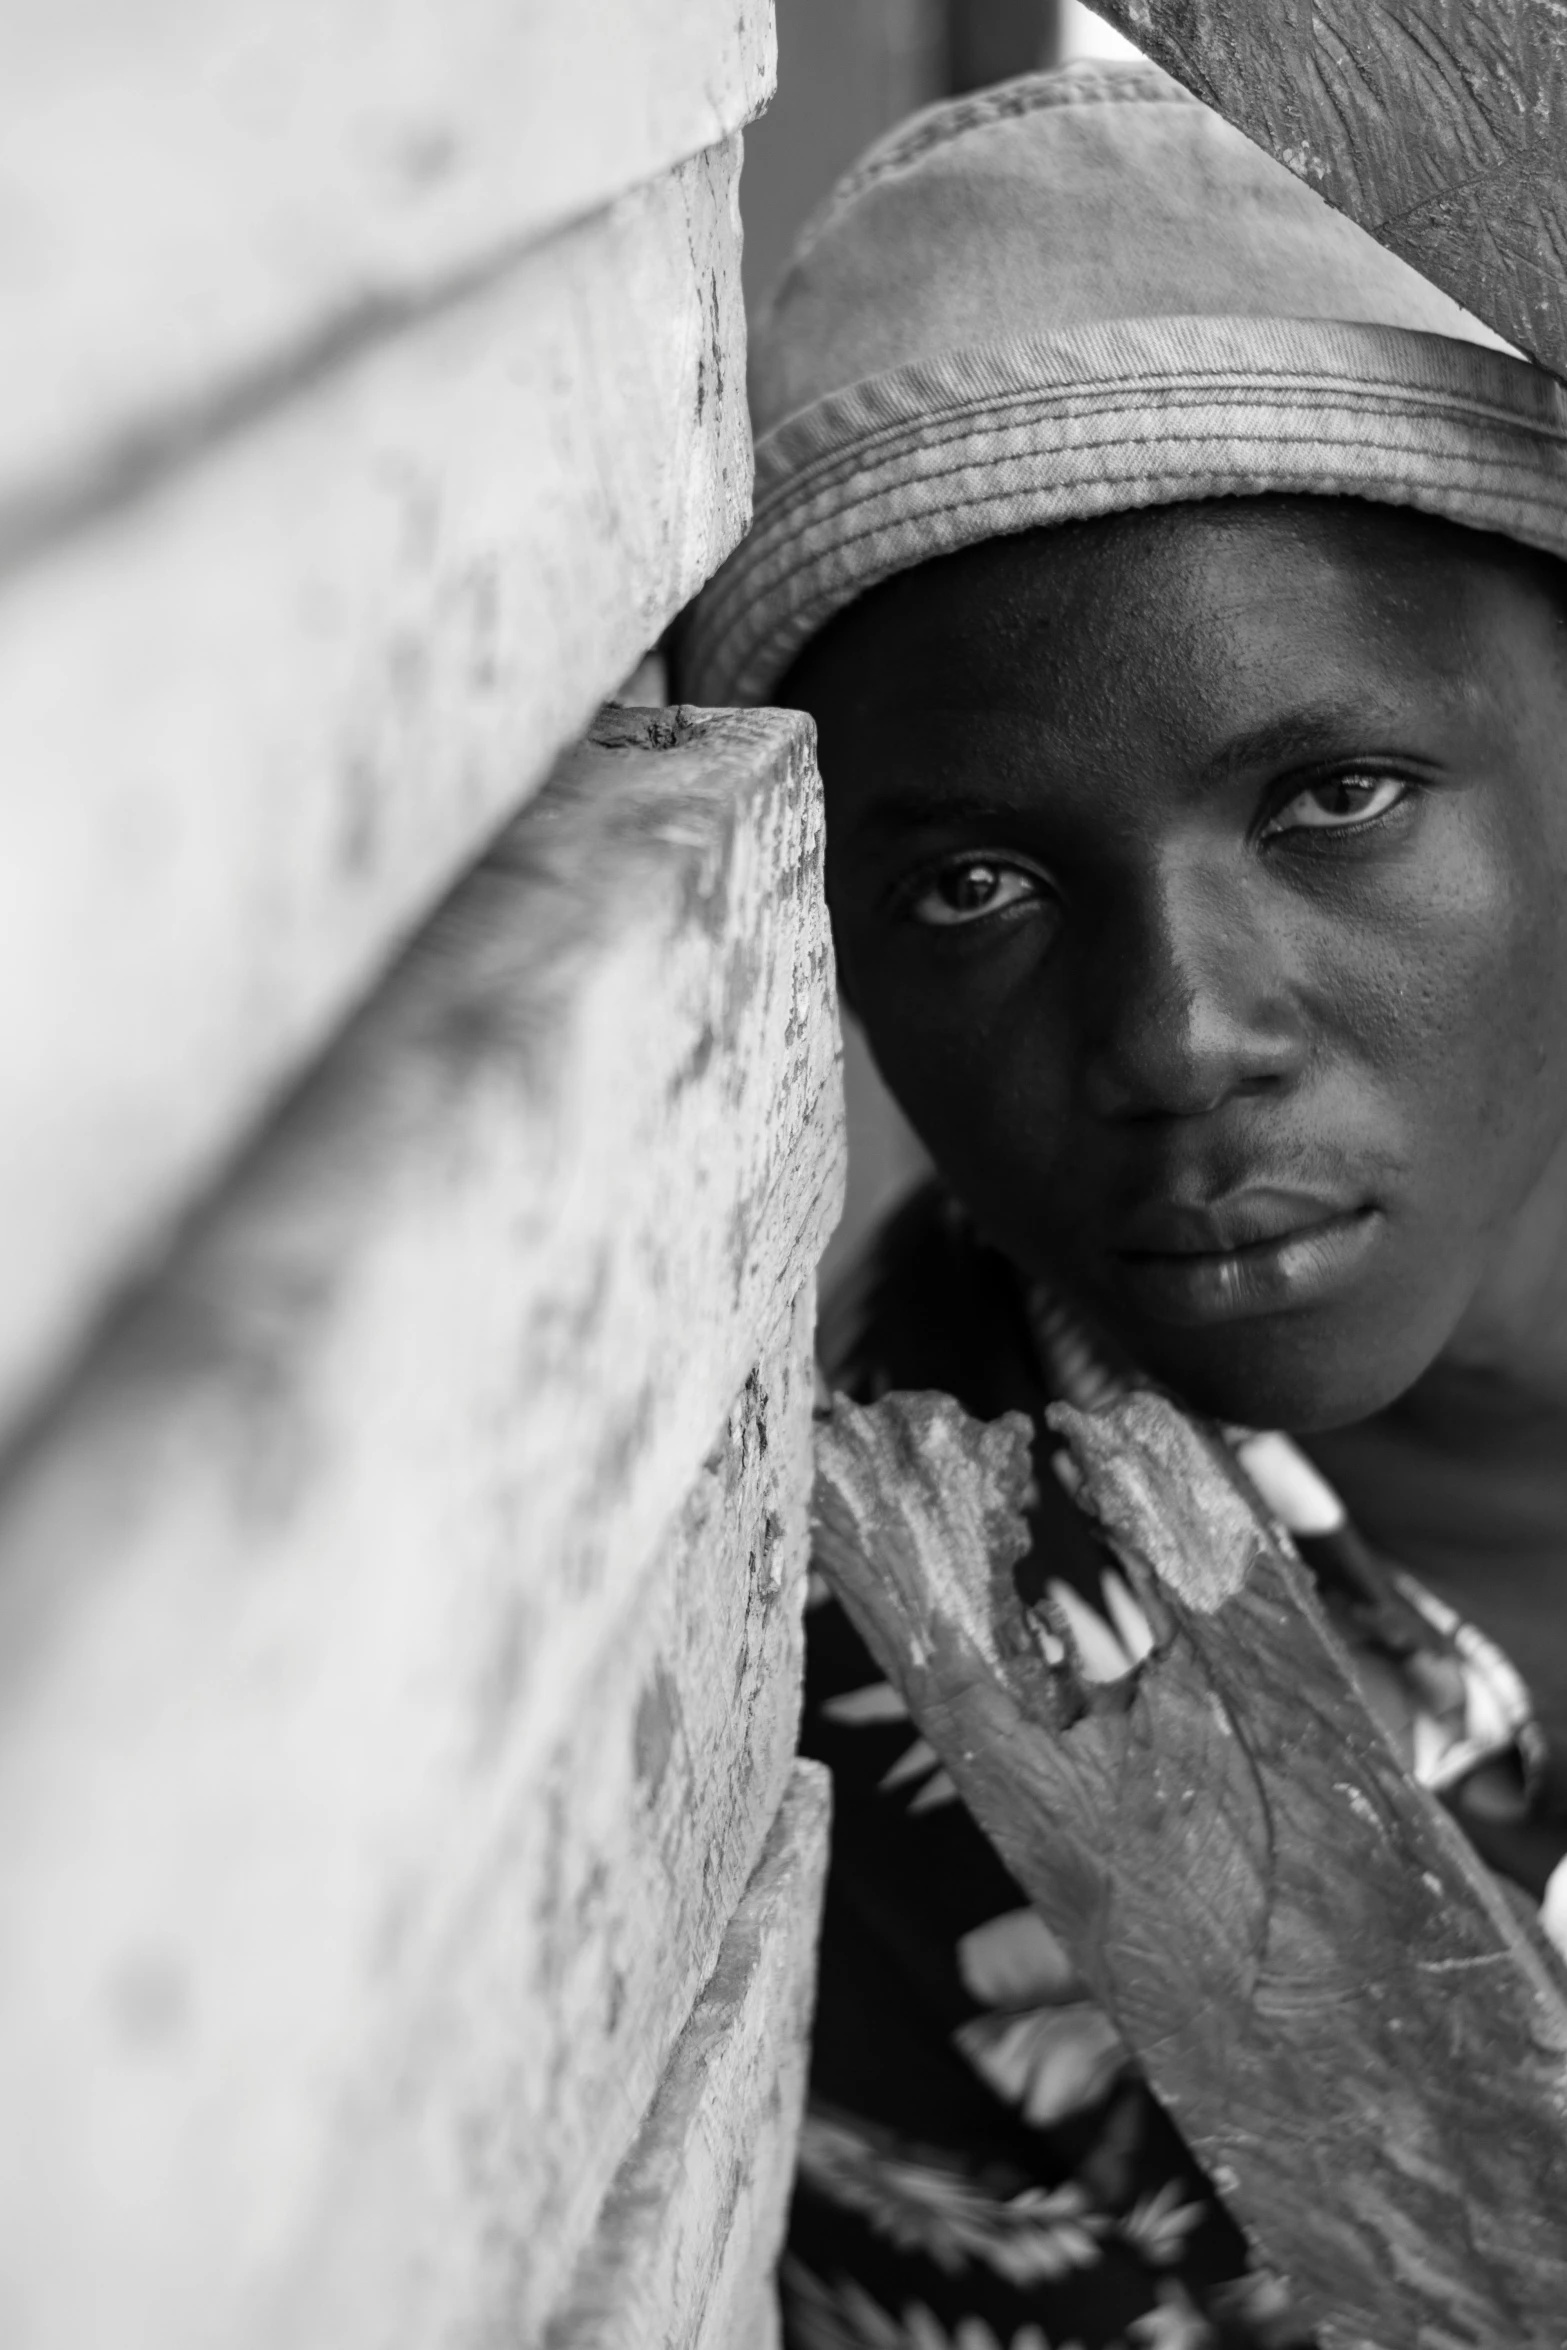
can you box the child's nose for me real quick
[1079,872,1309,1122]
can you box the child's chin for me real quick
[1134,1314,1438,1437]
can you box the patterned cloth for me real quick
[780,1187,1567,2350]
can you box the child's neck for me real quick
[1443,1118,1567,1403]
[1303,1129,1567,1787]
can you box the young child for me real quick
[682,62,1567,2349]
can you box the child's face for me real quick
[793,499,1567,1431]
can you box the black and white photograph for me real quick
[3,3,1567,2345]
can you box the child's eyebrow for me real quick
[843,791,1037,849]
[839,703,1435,851]
[1195,705,1416,792]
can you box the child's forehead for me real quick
[804,499,1519,696]
[795,500,1567,822]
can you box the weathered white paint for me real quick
[742,2285,785,2350]
[264,1287,818,2348]
[546,1762,832,2350]
[0,141,751,1441]
[0,0,773,519]
[0,709,843,2350]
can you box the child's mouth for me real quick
[1110,1200,1381,1326]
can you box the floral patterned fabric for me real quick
[780,1187,1567,2350]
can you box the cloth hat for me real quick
[681,62,1567,707]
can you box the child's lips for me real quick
[1108,1195,1381,1325]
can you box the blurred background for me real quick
[742,0,1143,1284]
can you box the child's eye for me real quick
[1262,773,1410,837]
[906,857,1046,926]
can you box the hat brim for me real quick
[681,315,1567,706]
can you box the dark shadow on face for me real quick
[780,497,1567,1431]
